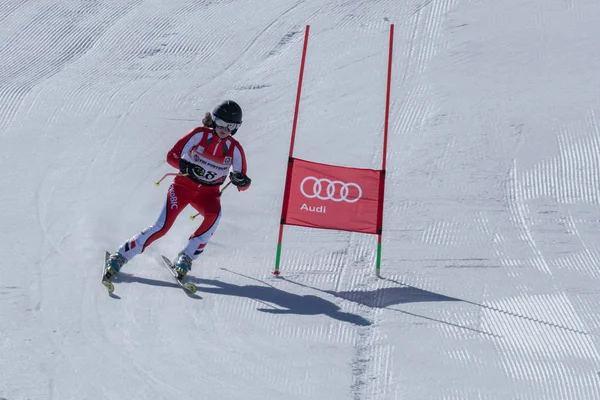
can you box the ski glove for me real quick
[229,171,251,190]
[179,158,207,184]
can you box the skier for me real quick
[104,100,251,281]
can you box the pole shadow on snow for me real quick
[381,277,588,336]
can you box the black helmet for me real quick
[213,100,243,123]
[212,100,242,135]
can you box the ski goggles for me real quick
[212,114,241,132]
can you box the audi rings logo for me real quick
[300,176,362,203]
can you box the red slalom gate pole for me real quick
[376,24,394,277]
[274,25,311,275]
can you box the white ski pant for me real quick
[117,179,222,262]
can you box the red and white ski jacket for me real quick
[167,127,249,189]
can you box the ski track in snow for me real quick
[1,0,600,399]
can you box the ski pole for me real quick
[154,173,187,186]
[190,181,232,221]
[220,180,232,193]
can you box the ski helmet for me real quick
[212,100,243,135]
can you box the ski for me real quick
[161,255,198,294]
[102,251,115,293]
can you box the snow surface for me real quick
[1,0,600,399]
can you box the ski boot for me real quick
[173,253,192,280]
[105,252,127,280]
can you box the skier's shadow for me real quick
[115,273,368,325]
[185,276,371,326]
[115,273,178,289]
[114,273,202,299]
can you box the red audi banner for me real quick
[282,158,383,234]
